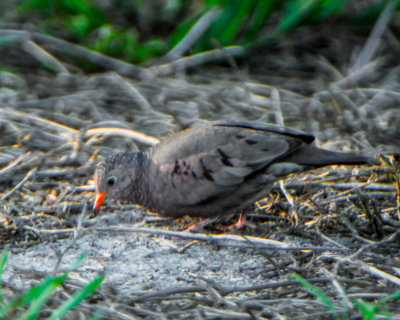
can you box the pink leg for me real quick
[228,210,256,230]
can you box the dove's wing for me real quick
[147,122,309,212]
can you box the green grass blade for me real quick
[19,255,86,319]
[1,275,66,320]
[386,289,400,300]
[279,0,318,33]
[1,255,86,319]
[293,273,339,320]
[355,290,400,319]
[0,249,8,315]
[219,0,255,45]
[70,254,86,271]
[22,274,68,320]
[48,274,104,320]
[312,0,350,20]
[246,0,279,41]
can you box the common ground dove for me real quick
[93,122,373,223]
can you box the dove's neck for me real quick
[119,152,151,206]
[134,150,170,214]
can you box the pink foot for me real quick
[227,210,256,230]
[182,217,217,232]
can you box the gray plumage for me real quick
[93,121,373,218]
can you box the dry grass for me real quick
[0,20,399,319]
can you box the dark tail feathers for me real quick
[283,144,376,168]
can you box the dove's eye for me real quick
[107,176,116,186]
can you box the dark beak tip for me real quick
[93,206,100,217]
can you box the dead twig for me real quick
[162,7,221,62]
[149,46,244,76]
[1,167,37,201]
[85,127,160,146]
[0,29,148,79]
[22,40,68,74]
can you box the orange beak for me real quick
[93,192,107,216]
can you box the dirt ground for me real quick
[0,19,400,320]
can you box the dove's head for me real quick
[93,152,148,216]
